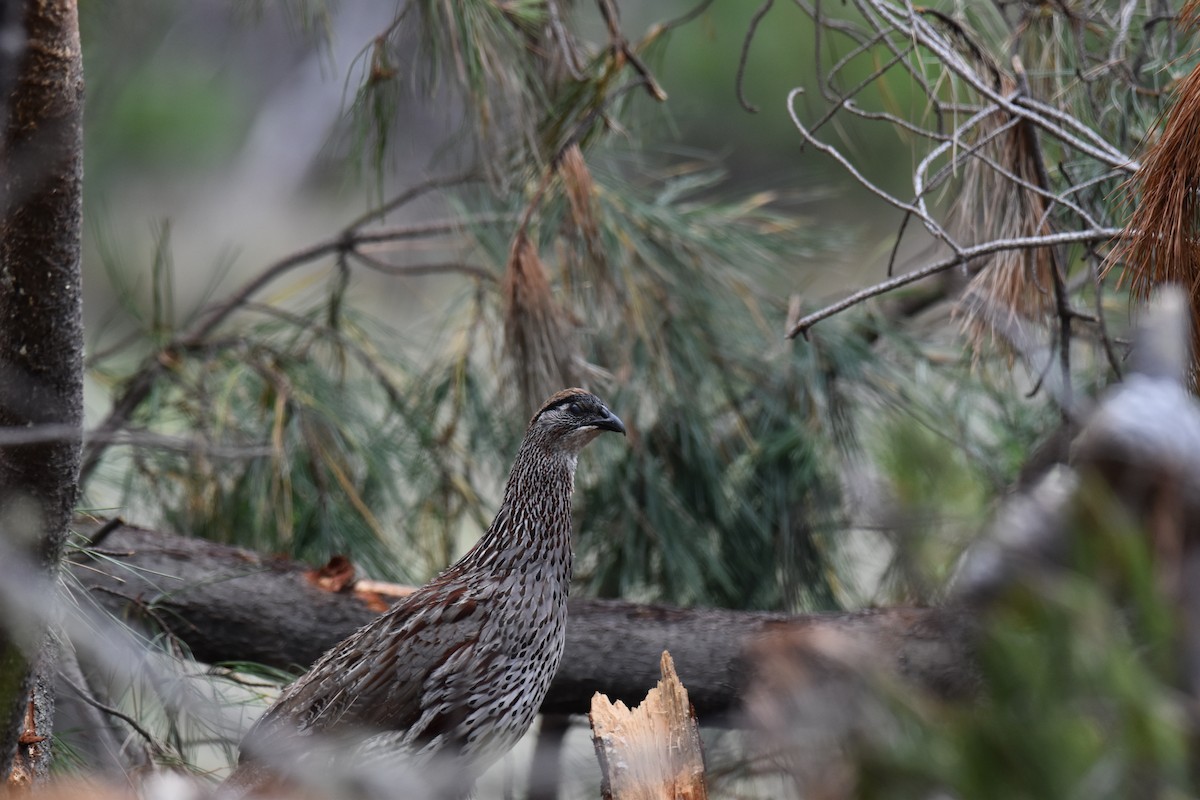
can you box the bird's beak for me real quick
[593,407,626,436]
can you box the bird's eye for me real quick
[568,401,584,415]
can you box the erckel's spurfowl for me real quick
[224,388,625,797]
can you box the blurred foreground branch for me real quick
[753,288,1200,797]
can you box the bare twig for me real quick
[546,0,587,82]
[60,672,166,756]
[786,88,958,249]
[787,229,1124,339]
[736,0,775,113]
[0,422,270,456]
[598,0,668,101]
[652,0,717,36]
[84,517,125,549]
[343,171,481,232]
[1013,57,1074,415]
[349,251,496,283]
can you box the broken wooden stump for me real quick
[588,651,707,800]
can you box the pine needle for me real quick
[501,230,580,413]
[953,84,1057,360]
[558,143,610,285]
[1183,0,1200,29]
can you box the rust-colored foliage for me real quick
[308,554,357,593]
[560,143,598,246]
[557,143,614,298]
[502,231,579,412]
[1183,0,1200,29]
[1107,58,1200,374]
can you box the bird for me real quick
[223,388,625,798]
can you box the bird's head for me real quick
[526,388,625,455]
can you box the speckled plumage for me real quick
[228,389,624,794]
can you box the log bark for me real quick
[0,0,85,783]
[67,519,977,723]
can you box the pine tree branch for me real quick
[79,210,513,484]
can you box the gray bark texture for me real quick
[68,519,977,724]
[0,0,84,784]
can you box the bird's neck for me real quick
[463,442,578,575]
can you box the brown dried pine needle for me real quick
[560,144,598,246]
[1182,0,1200,30]
[558,143,613,295]
[1108,59,1200,370]
[954,95,1057,358]
[502,231,580,412]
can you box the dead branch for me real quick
[781,0,1177,394]
[787,228,1123,339]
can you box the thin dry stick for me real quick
[654,0,717,35]
[342,171,481,234]
[787,229,1124,339]
[736,0,776,113]
[0,422,270,456]
[60,673,166,757]
[786,88,959,250]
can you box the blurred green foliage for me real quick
[88,64,245,174]
[858,480,1191,799]
[80,2,253,187]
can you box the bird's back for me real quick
[252,564,563,727]
[233,535,572,792]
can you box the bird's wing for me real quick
[244,579,493,755]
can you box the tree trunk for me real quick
[68,519,977,724]
[0,0,85,782]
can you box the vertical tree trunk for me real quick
[0,0,84,784]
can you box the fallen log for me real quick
[66,518,977,721]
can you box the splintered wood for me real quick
[588,651,707,800]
